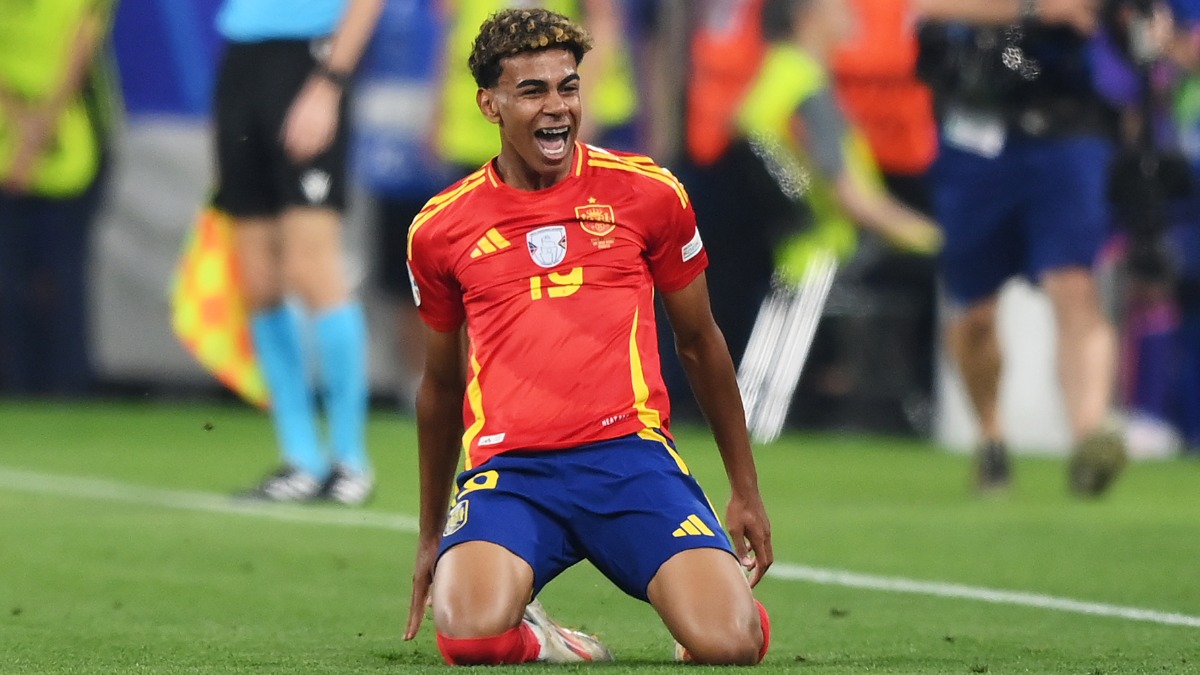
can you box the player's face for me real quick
[480,48,581,188]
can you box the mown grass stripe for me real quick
[2,465,1198,629]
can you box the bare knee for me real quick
[680,613,763,665]
[434,600,523,639]
[649,549,768,665]
[431,541,533,639]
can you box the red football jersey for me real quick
[406,143,708,467]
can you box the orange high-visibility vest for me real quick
[831,0,936,175]
[686,0,765,167]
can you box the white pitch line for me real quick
[768,564,1200,628]
[2,465,1198,629]
[0,465,417,531]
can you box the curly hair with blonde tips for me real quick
[468,8,593,88]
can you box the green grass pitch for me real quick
[1,400,1199,674]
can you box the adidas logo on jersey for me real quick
[672,514,716,538]
[470,228,512,258]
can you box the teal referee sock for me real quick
[250,306,327,479]
[313,302,371,475]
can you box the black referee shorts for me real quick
[212,39,349,217]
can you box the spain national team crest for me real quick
[443,499,469,537]
[575,203,616,236]
[527,225,568,268]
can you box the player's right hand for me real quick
[725,490,773,587]
[404,536,440,640]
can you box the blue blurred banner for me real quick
[351,0,455,197]
[113,0,224,117]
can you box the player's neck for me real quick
[493,148,574,191]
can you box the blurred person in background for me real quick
[912,0,1170,495]
[212,0,383,505]
[833,0,939,213]
[679,0,940,431]
[727,0,943,344]
[0,0,121,397]
[813,0,942,433]
[677,0,768,378]
[1108,0,1200,454]
[1161,0,1200,452]
[352,0,452,414]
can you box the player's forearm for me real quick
[415,381,465,537]
[675,328,762,495]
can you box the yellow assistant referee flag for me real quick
[169,207,269,408]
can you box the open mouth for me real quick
[534,126,571,160]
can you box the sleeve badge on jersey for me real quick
[527,225,568,268]
[443,499,469,536]
[406,262,421,307]
[681,227,704,262]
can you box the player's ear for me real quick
[478,88,501,125]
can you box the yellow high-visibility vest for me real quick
[737,44,886,281]
[0,0,117,197]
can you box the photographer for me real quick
[1110,0,1200,453]
[913,0,1168,496]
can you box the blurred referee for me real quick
[212,0,383,505]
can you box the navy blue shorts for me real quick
[437,431,735,601]
[932,134,1114,305]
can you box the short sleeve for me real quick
[796,86,848,180]
[407,223,466,332]
[645,185,707,293]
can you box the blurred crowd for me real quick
[7,0,1200,458]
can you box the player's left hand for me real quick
[725,490,773,587]
[281,75,341,164]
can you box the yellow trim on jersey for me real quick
[587,157,689,209]
[637,428,691,475]
[574,142,586,176]
[632,428,724,532]
[407,173,488,258]
[627,306,663,432]
[461,350,486,470]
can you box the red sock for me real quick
[436,624,541,665]
[756,599,771,663]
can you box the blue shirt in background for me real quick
[216,0,346,42]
